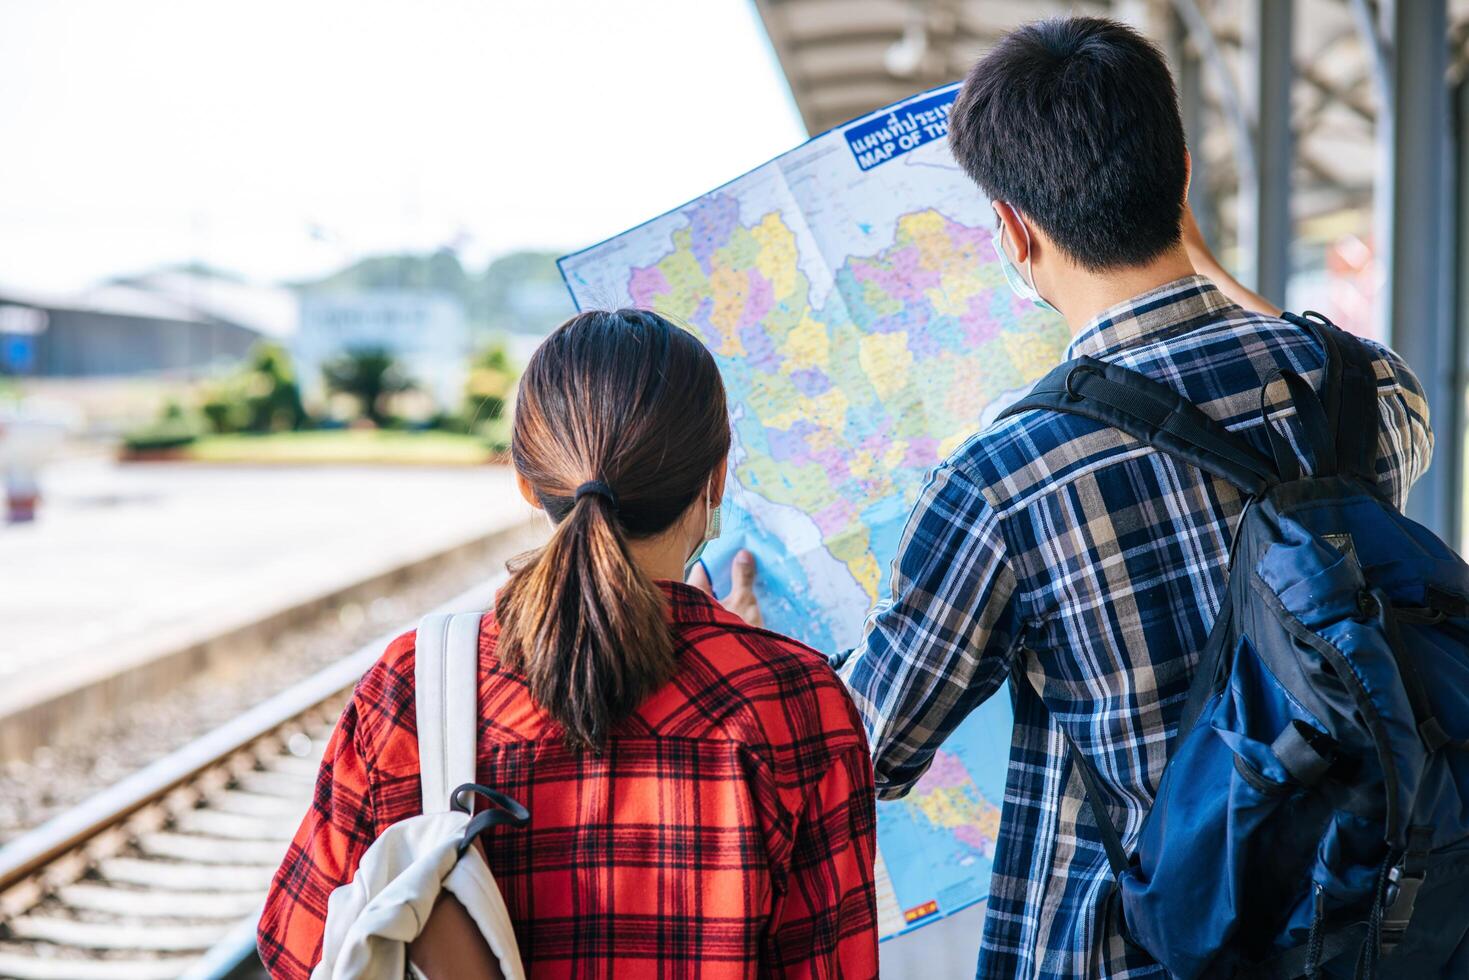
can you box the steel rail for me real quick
[0,639,380,896]
[178,914,265,980]
[0,569,511,980]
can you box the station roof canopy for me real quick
[753,0,1469,230]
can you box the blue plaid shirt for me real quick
[835,276,1432,978]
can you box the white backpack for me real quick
[311,612,529,980]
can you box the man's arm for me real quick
[1362,340,1434,507]
[1180,204,1283,317]
[835,462,1020,799]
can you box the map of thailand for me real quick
[560,83,1068,939]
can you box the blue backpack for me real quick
[1002,313,1469,978]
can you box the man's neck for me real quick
[1051,245,1197,336]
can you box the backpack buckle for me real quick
[1063,363,1096,401]
[1381,863,1426,953]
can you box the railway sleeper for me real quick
[0,946,197,980]
[55,882,261,921]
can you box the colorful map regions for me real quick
[871,705,1012,937]
[559,83,1068,938]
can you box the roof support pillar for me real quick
[1378,0,1457,538]
[1171,9,1219,249]
[1240,0,1293,305]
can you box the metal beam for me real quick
[1172,0,1258,194]
[1241,0,1293,304]
[1172,12,1219,249]
[1172,0,1266,290]
[753,0,823,134]
[1457,77,1469,548]
[1348,0,1392,106]
[1379,0,1458,538]
[1297,63,1375,125]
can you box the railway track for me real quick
[0,577,505,980]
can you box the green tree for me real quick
[297,248,470,295]
[191,342,305,435]
[322,348,414,428]
[241,343,308,433]
[199,378,246,434]
[463,342,517,428]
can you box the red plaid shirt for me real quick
[258,581,878,978]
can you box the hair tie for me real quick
[574,480,618,510]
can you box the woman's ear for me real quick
[515,471,543,511]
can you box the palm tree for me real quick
[322,347,414,428]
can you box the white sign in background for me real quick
[295,291,470,409]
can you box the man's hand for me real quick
[686,549,764,627]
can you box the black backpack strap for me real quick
[1259,369,1336,483]
[1282,311,1380,485]
[1063,727,1132,877]
[1000,356,1280,497]
[1177,598,1235,738]
[1011,654,1131,877]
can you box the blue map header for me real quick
[843,88,958,172]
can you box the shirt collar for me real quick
[1065,274,1238,361]
[658,579,747,628]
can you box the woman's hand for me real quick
[687,550,764,627]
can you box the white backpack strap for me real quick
[414,612,483,813]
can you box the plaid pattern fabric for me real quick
[835,276,1433,979]
[259,581,878,979]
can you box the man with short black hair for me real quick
[830,16,1432,977]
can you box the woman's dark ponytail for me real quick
[495,310,729,749]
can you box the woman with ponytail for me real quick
[262,310,879,979]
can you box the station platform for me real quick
[0,458,535,758]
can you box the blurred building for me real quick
[120,269,300,345]
[0,272,297,378]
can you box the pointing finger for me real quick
[730,549,756,592]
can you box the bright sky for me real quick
[0,0,806,292]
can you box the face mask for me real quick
[683,478,723,579]
[991,210,1059,314]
